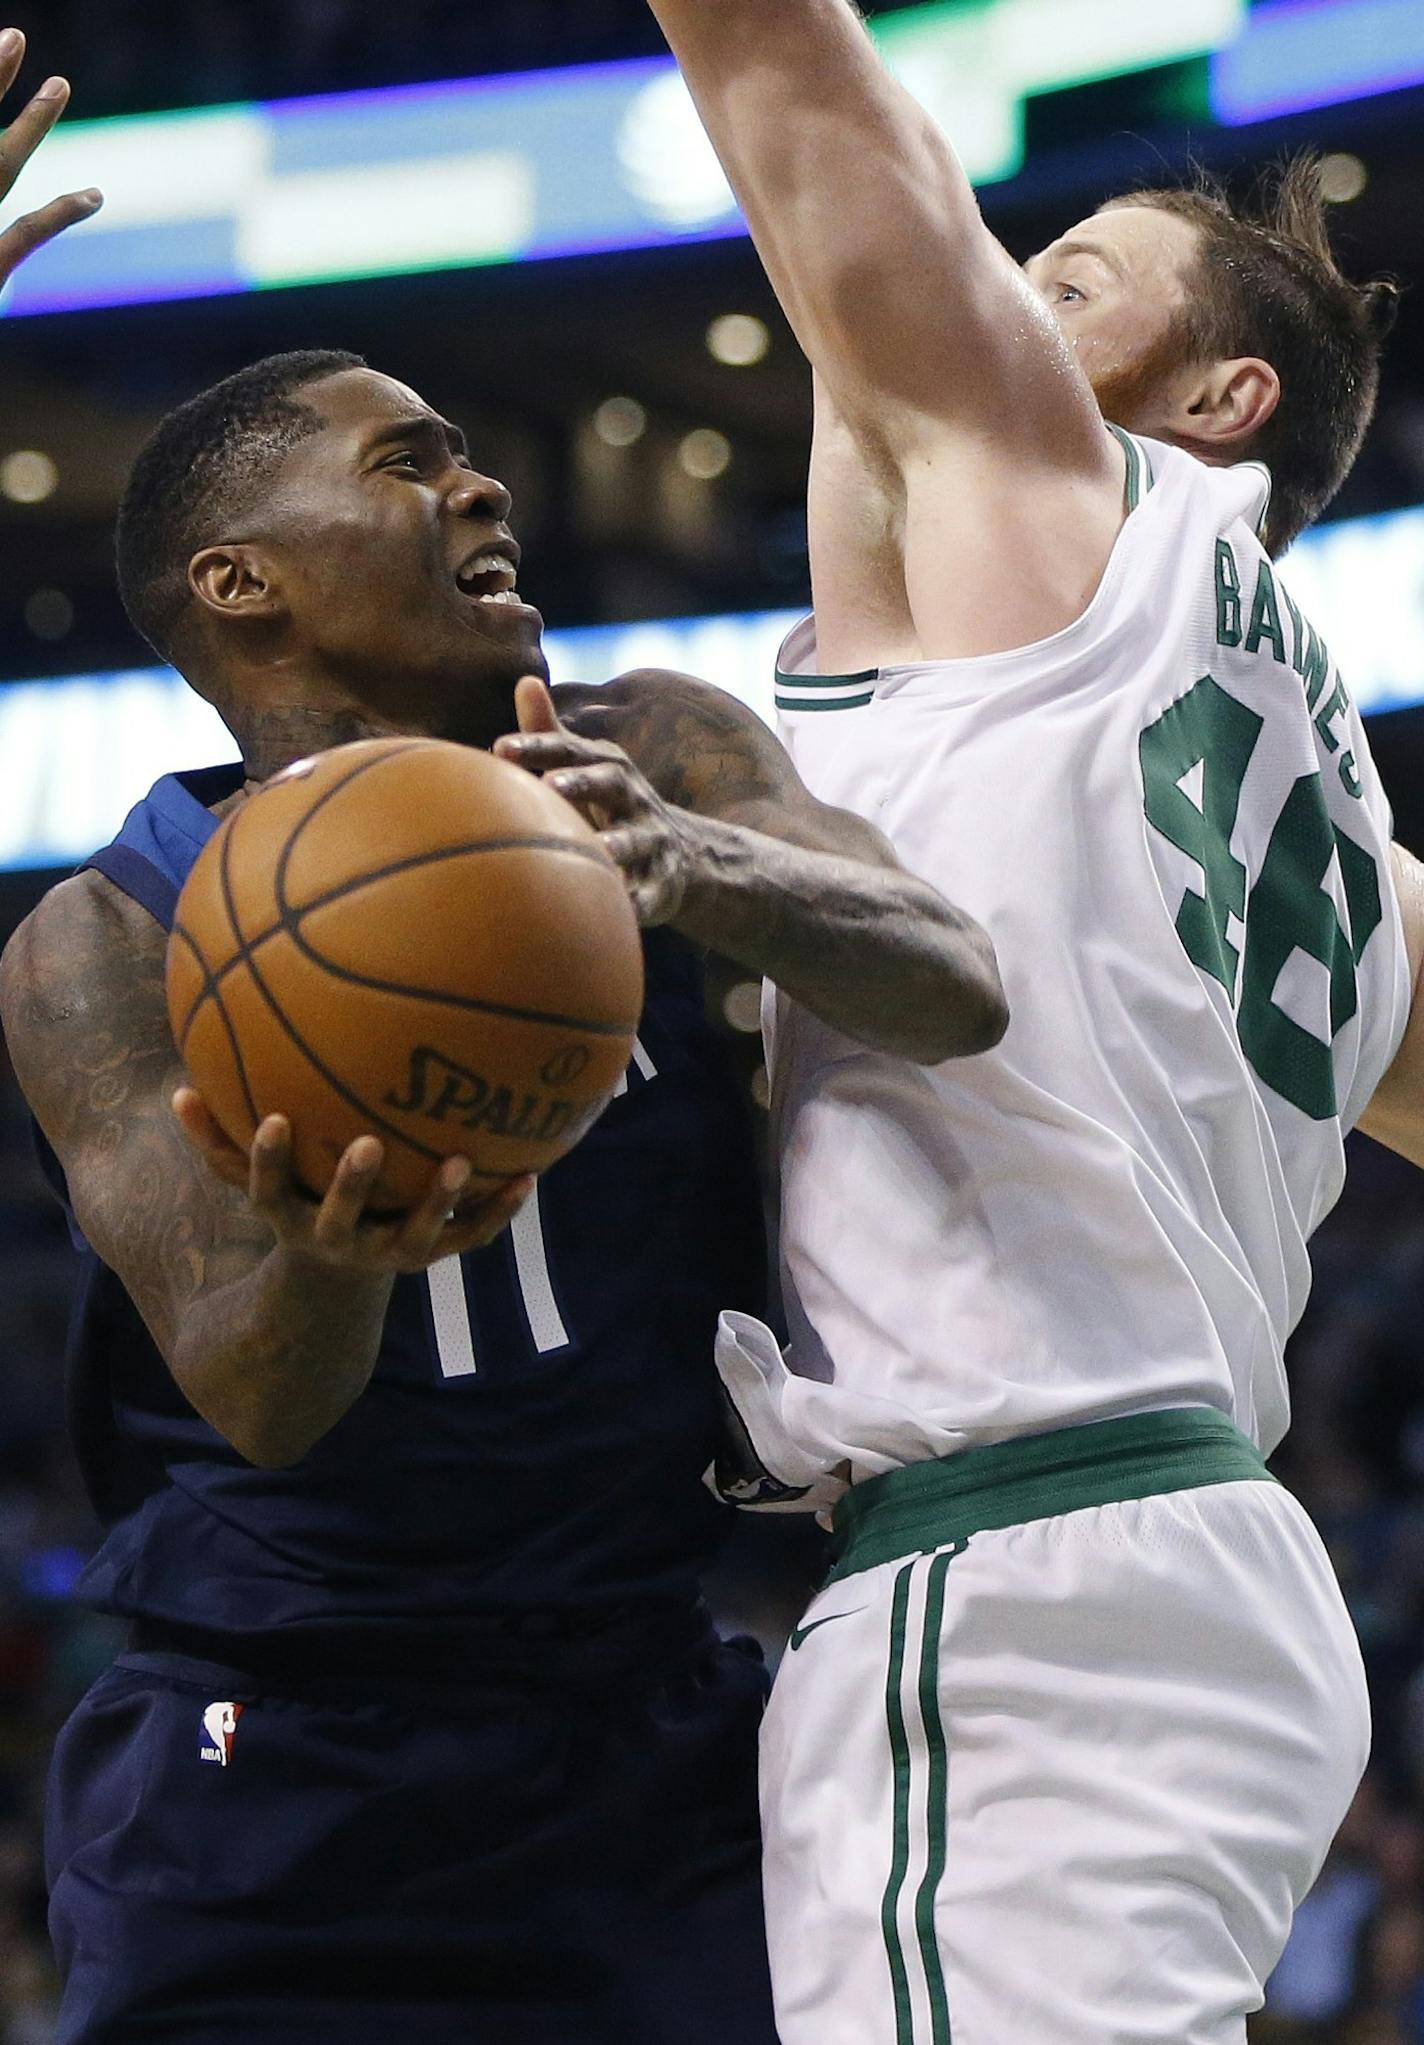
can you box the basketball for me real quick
[165,738,644,1211]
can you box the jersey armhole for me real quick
[83,846,180,932]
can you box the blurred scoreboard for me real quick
[2,496,1422,871]
[2,0,1422,317]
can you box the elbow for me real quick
[908,929,1010,1066]
[952,975,1011,1062]
[910,990,1008,1067]
[215,1410,319,1470]
[965,934,1011,1054]
[233,1431,314,1473]
[173,1361,323,1470]
[968,977,1012,1057]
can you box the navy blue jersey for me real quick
[39,767,767,1671]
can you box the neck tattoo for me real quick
[240,707,397,788]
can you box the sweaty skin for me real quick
[643,0,1424,1166]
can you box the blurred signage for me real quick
[1,498,1422,872]
[10,0,1424,316]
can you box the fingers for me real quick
[494,729,622,775]
[308,1135,387,1248]
[599,824,686,926]
[429,1174,537,1259]
[601,823,660,875]
[495,730,645,836]
[0,26,20,99]
[172,1087,253,1192]
[172,1095,534,1267]
[0,70,70,192]
[385,1153,477,1264]
[0,186,102,274]
[0,45,104,279]
[247,1114,311,1214]
[514,675,562,738]
[546,761,639,823]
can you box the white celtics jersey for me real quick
[748,430,1411,1474]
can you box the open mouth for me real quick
[455,551,523,607]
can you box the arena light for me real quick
[1,499,1422,874]
[1318,153,1369,205]
[707,316,771,369]
[592,397,649,448]
[678,429,733,481]
[1211,0,1424,125]
[0,1,1250,318]
[0,450,58,503]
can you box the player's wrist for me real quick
[267,1231,399,1296]
[664,810,745,937]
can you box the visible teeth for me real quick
[479,590,519,606]
[457,551,518,600]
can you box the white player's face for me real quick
[1025,204,1204,433]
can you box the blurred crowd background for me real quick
[1,0,1423,2038]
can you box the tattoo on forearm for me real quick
[5,883,272,1357]
[5,876,395,1462]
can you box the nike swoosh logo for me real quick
[789,1607,866,1652]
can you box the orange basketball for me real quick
[166,738,644,1211]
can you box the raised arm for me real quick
[808,375,917,676]
[0,875,527,1468]
[505,675,1007,1064]
[645,0,1125,657]
[1359,845,1424,1167]
[648,2,1104,451]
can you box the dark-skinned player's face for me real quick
[254,368,547,744]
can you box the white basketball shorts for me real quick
[759,1410,1369,2045]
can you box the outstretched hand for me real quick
[0,28,102,287]
[495,677,699,927]
[172,1089,535,1276]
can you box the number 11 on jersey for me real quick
[423,1034,659,1377]
[426,1186,568,1379]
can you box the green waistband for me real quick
[827,1408,1272,1585]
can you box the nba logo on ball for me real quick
[199,1701,244,1767]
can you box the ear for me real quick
[188,543,285,626]
[1173,356,1281,454]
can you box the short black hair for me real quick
[1110,159,1398,553]
[115,349,366,662]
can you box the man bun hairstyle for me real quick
[115,349,367,662]
[1110,157,1398,554]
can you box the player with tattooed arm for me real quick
[0,60,1004,2045]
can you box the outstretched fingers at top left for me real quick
[0,26,24,103]
[0,183,101,274]
[0,37,103,285]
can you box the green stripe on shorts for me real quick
[914,1548,956,2043]
[829,1407,1272,1586]
[882,1561,918,2043]
[880,1547,963,2043]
